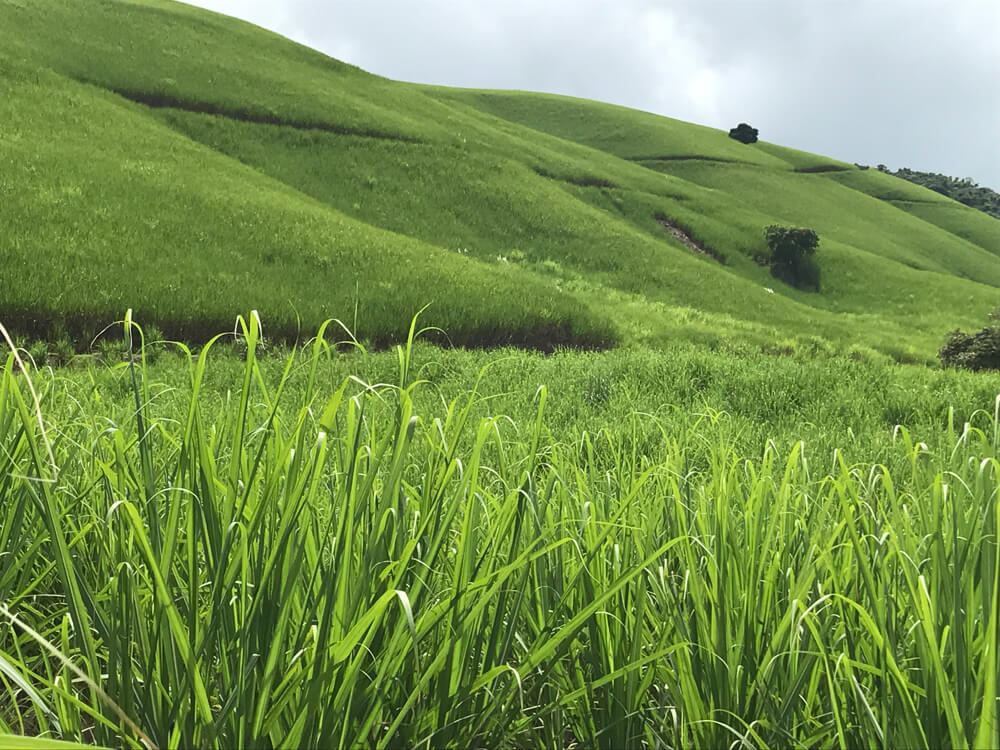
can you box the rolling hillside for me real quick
[2,0,998,360]
[4,4,1000,746]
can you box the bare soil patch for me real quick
[655,213,723,263]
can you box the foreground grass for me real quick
[1,320,998,749]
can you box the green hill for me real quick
[5,4,1000,747]
[2,0,998,360]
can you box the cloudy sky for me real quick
[188,0,1000,187]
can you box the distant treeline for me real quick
[876,165,1000,219]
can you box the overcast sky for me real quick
[188,0,1000,187]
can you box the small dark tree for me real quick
[728,123,759,144]
[765,225,820,290]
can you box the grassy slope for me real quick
[0,63,614,349]
[2,0,999,359]
[825,169,1000,255]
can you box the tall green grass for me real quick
[1,317,997,748]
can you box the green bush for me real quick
[728,122,759,144]
[765,225,820,290]
[939,320,1000,371]
[25,340,48,369]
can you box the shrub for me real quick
[939,320,1000,371]
[728,123,758,144]
[764,225,820,291]
[139,323,165,364]
[95,336,130,364]
[50,336,77,367]
[27,340,49,369]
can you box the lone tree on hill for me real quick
[765,225,820,290]
[729,123,759,144]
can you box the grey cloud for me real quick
[191,0,1000,186]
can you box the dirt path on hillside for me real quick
[656,215,722,261]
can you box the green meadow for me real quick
[2,0,1000,747]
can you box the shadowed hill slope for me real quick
[2,0,998,359]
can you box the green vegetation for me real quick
[2,320,999,748]
[877,165,1000,220]
[940,306,1000,371]
[3,2,1000,746]
[728,122,759,144]
[0,58,612,350]
[764,225,821,290]
[1,0,999,359]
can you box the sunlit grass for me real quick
[1,317,997,748]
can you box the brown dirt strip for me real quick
[655,214,723,262]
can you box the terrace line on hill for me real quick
[628,154,740,164]
[101,83,423,142]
